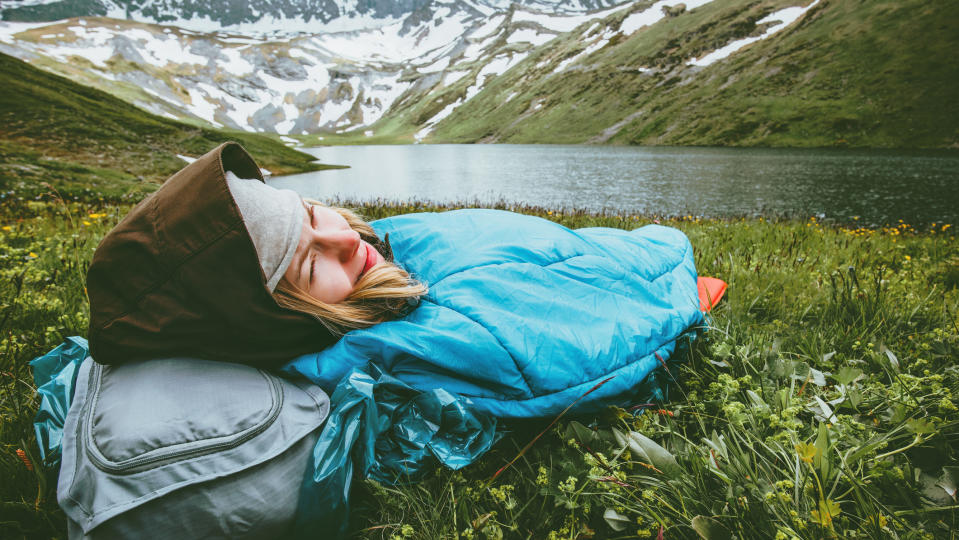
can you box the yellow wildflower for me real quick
[811,498,840,527]
[795,442,817,464]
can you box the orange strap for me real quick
[697,277,727,312]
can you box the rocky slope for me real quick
[1,0,955,148]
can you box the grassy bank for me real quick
[0,51,339,202]
[0,192,956,538]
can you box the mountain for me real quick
[1,0,623,32]
[0,1,633,134]
[0,50,326,200]
[428,0,959,148]
[1,0,956,149]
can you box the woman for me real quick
[88,141,706,416]
[86,142,425,367]
[69,141,710,537]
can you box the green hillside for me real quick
[416,0,958,148]
[0,51,329,200]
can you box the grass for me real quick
[0,191,956,539]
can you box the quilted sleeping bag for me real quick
[284,209,704,419]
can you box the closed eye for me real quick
[307,205,317,285]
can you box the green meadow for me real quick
[1,193,956,538]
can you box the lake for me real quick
[268,145,959,226]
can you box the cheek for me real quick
[309,265,354,304]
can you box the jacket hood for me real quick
[87,142,336,367]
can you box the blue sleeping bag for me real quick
[285,209,704,418]
[284,210,705,536]
[33,210,705,538]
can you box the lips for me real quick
[361,243,377,275]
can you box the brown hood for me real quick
[87,142,336,367]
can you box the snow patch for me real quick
[444,70,470,86]
[218,47,254,75]
[620,0,714,36]
[506,28,554,46]
[688,0,820,66]
[420,55,451,73]
[512,2,632,33]
[470,15,505,39]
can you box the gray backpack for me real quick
[58,356,329,539]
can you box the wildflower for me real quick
[83,221,91,226]
[795,442,817,463]
[558,475,578,493]
[16,448,34,471]
[904,255,911,261]
[811,498,840,528]
[27,252,38,258]
[775,480,795,490]
[536,466,549,486]
[1,225,10,231]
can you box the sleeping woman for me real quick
[87,141,705,418]
[67,141,708,538]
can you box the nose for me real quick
[308,227,361,261]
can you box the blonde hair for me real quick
[272,202,427,334]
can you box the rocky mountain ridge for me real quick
[1,0,623,32]
[1,0,955,148]
[0,0,639,134]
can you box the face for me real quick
[283,203,386,304]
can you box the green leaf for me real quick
[848,388,863,408]
[880,344,900,372]
[791,362,828,386]
[691,515,731,540]
[814,422,834,482]
[566,420,601,446]
[745,389,766,409]
[614,429,680,475]
[906,418,936,435]
[834,366,864,386]
[603,508,631,532]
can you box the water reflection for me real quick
[268,145,959,225]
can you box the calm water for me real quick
[269,145,959,225]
